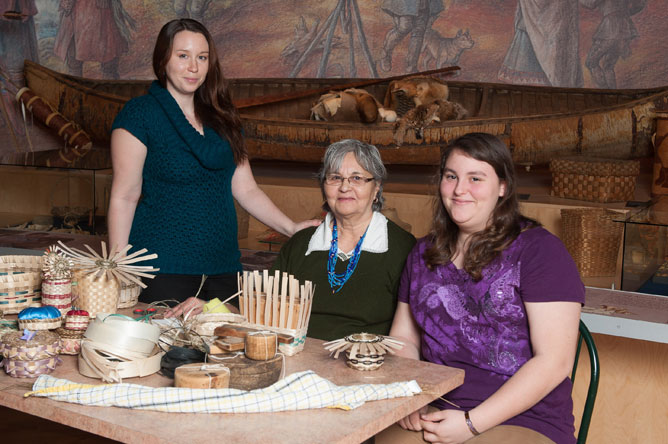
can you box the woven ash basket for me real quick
[18,315,63,331]
[0,330,61,378]
[55,327,84,355]
[550,157,640,203]
[77,271,119,318]
[118,280,142,309]
[41,277,72,315]
[561,208,623,277]
[0,256,43,314]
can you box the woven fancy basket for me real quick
[18,315,63,331]
[550,157,640,203]
[118,281,141,309]
[55,327,84,355]
[1,330,61,378]
[561,208,623,277]
[41,277,72,315]
[77,271,120,318]
[0,256,42,314]
[64,314,90,331]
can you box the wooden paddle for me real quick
[234,65,461,109]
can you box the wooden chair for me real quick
[571,320,600,444]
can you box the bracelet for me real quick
[464,411,481,436]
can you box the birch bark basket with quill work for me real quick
[57,241,158,317]
[238,270,314,356]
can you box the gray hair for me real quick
[317,139,387,212]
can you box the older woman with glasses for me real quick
[166,139,415,340]
[270,139,416,340]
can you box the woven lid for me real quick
[1,330,61,358]
[550,157,640,176]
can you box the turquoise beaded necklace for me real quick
[327,219,368,293]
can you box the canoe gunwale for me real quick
[25,60,668,113]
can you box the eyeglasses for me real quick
[324,174,375,187]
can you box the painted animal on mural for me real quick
[378,0,445,73]
[419,28,474,71]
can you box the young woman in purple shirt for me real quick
[377,133,584,444]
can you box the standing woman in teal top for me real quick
[108,19,317,303]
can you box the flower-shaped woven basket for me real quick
[323,333,404,371]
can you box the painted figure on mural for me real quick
[0,0,39,85]
[498,0,583,88]
[580,0,647,89]
[173,0,211,22]
[379,0,445,73]
[0,1,39,138]
[53,0,136,79]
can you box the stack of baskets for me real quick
[561,208,624,277]
[0,256,42,315]
[550,157,640,203]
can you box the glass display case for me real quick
[614,196,668,295]
[0,152,111,236]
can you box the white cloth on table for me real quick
[25,370,421,413]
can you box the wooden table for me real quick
[0,332,463,444]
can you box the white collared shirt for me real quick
[305,211,389,260]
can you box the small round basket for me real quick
[17,306,63,331]
[323,332,404,372]
[64,309,90,331]
[344,333,386,371]
[0,329,62,378]
[0,256,42,314]
[118,281,142,309]
[18,316,63,331]
[55,327,84,355]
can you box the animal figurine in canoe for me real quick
[22,60,668,166]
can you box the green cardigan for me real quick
[271,218,416,341]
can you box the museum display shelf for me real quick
[614,196,668,294]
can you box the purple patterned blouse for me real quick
[398,227,584,444]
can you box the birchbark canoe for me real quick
[23,60,668,166]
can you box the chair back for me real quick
[571,320,600,444]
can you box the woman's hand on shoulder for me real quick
[420,409,475,444]
[164,297,205,318]
[290,218,322,236]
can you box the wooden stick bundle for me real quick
[238,270,314,331]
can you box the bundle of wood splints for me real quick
[238,270,314,332]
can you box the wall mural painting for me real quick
[0,0,666,86]
[0,0,665,162]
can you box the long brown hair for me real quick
[152,19,246,163]
[424,133,538,280]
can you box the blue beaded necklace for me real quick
[327,219,368,293]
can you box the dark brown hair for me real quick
[424,132,538,280]
[153,19,246,163]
